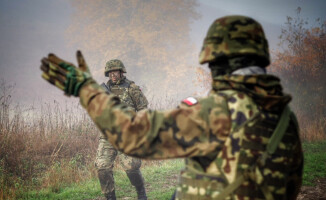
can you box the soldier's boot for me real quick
[97,169,116,200]
[126,169,147,200]
[105,191,116,200]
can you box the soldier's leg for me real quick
[95,137,118,200]
[170,190,176,200]
[120,154,147,200]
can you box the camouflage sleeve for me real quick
[129,83,148,111]
[79,81,231,159]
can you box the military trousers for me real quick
[95,136,143,196]
[95,136,142,171]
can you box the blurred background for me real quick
[0,1,325,199]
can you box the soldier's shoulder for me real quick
[124,78,134,83]
[180,95,229,124]
[181,97,199,106]
[128,81,142,91]
[123,78,135,87]
[181,94,226,107]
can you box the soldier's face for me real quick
[109,70,121,83]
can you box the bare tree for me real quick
[271,7,326,122]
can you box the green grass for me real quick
[19,159,184,200]
[302,141,326,186]
[19,180,101,200]
[16,141,326,199]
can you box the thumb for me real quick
[76,50,90,73]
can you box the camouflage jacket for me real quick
[79,75,303,199]
[106,76,148,112]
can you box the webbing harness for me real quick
[216,106,291,200]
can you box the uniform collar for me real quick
[211,74,292,111]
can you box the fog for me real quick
[0,0,325,108]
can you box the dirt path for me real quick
[297,178,326,200]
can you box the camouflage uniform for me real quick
[40,15,303,200]
[96,60,148,200]
[81,75,303,199]
[79,16,303,200]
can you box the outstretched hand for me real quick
[40,51,92,97]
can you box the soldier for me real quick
[41,15,303,200]
[96,59,148,200]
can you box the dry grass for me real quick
[300,117,326,141]
[0,81,100,199]
[0,81,172,200]
[0,109,99,200]
[295,108,326,141]
[0,80,325,200]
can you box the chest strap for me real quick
[216,106,291,200]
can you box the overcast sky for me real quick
[0,0,325,105]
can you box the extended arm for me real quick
[40,51,230,159]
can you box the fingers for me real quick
[40,58,49,72]
[48,53,75,69]
[40,66,66,87]
[48,66,66,84]
[40,57,67,86]
[76,50,89,72]
[41,72,65,90]
[40,51,91,96]
[40,63,49,73]
[49,62,68,77]
[41,57,68,76]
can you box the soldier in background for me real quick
[96,59,148,200]
[41,15,303,199]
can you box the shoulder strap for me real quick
[260,106,291,164]
[123,78,132,87]
[216,106,292,200]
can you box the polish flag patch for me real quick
[182,97,198,106]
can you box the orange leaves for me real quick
[271,9,326,129]
[272,7,326,78]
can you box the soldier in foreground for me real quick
[40,15,303,199]
[96,60,148,200]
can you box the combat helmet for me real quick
[104,59,127,77]
[199,15,270,67]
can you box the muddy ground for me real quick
[297,178,326,200]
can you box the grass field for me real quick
[18,160,184,200]
[1,84,325,200]
[12,141,325,200]
[302,141,326,186]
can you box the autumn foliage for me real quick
[270,8,326,140]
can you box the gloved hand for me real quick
[40,50,92,97]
